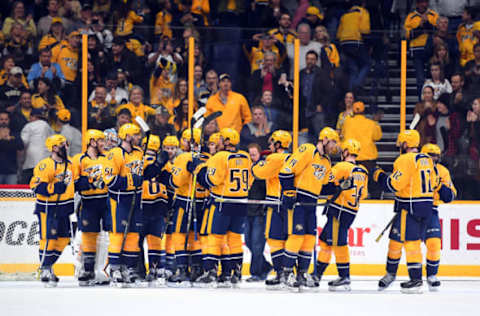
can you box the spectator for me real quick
[31,77,65,128]
[0,66,28,111]
[116,86,155,122]
[56,108,82,156]
[336,91,355,133]
[457,6,478,67]
[404,0,439,96]
[240,105,273,149]
[435,94,451,152]
[449,73,468,116]
[89,71,129,105]
[169,98,189,136]
[244,32,286,74]
[300,6,324,31]
[113,108,132,133]
[286,23,322,77]
[38,17,66,51]
[196,69,218,108]
[423,63,452,100]
[244,143,271,282]
[193,64,204,96]
[337,0,371,91]
[314,25,340,68]
[429,0,467,32]
[205,73,252,133]
[150,106,175,139]
[87,12,113,50]
[341,101,382,198]
[425,16,459,66]
[10,90,31,134]
[149,50,177,107]
[27,48,64,88]
[87,85,115,130]
[0,55,28,88]
[20,107,53,184]
[51,30,81,107]
[300,50,334,140]
[38,0,72,37]
[428,42,456,80]
[414,85,437,146]
[106,37,143,88]
[2,1,37,40]
[463,43,480,90]
[248,51,285,104]
[3,22,34,69]
[268,12,297,45]
[171,79,188,111]
[253,89,288,129]
[0,110,24,184]
[114,2,144,37]
[154,0,173,39]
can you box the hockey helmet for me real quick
[85,129,105,146]
[45,134,67,152]
[269,130,292,149]
[341,138,361,156]
[163,135,179,147]
[220,128,240,146]
[143,135,161,152]
[118,123,141,140]
[421,143,441,156]
[182,128,202,144]
[396,129,420,148]
[318,127,340,143]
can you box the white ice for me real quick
[1,276,479,316]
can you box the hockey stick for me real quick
[185,111,222,245]
[375,213,397,242]
[119,116,150,258]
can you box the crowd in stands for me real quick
[0,0,478,199]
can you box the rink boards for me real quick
[0,199,479,276]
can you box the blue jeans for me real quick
[341,43,371,91]
[244,215,271,278]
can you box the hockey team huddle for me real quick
[29,117,456,294]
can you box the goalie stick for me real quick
[119,116,151,259]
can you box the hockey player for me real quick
[72,129,109,286]
[168,128,209,287]
[161,135,180,278]
[373,130,438,293]
[103,123,145,286]
[278,127,339,291]
[195,128,253,287]
[251,130,292,289]
[141,135,170,286]
[376,143,456,291]
[30,134,75,287]
[313,139,368,291]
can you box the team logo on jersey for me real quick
[84,165,103,182]
[312,164,326,180]
[82,220,89,227]
[55,170,72,185]
[39,163,46,171]
[126,160,143,175]
[295,224,303,232]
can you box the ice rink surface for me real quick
[1,276,479,316]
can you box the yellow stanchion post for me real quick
[400,40,407,132]
[81,33,88,151]
[188,37,195,129]
[293,39,300,150]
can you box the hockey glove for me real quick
[282,190,297,211]
[372,166,385,182]
[339,177,354,190]
[53,181,67,194]
[186,157,202,174]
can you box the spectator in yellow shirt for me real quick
[38,17,65,51]
[115,3,144,37]
[336,91,355,133]
[115,86,155,123]
[205,73,252,133]
[341,101,383,198]
[31,77,65,130]
[51,30,80,83]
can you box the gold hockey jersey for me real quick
[433,163,456,207]
[30,157,75,204]
[279,143,332,199]
[330,161,368,212]
[104,146,144,193]
[171,152,210,199]
[252,152,290,200]
[72,152,108,198]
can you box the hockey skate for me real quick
[195,269,217,288]
[378,273,396,291]
[230,265,242,288]
[427,275,441,292]
[284,269,299,292]
[167,267,192,288]
[297,270,319,292]
[40,267,58,288]
[189,265,203,284]
[328,277,351,292]
[145,268,158,287]
[265,271,285,290]
[110,266,124,288]
[94,269,110,286]
[78,271,96,287]
[216,272,232,288]
[400,279,423,294]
